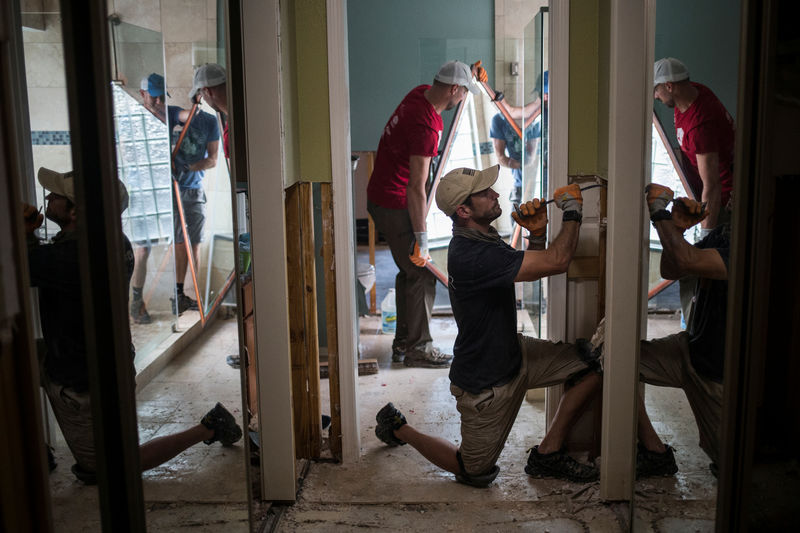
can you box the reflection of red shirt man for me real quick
[653,58,734,232]
[191,63,230,158]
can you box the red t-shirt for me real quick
[674,83,735,205]
[367,85,443,209]
[223,121,230,159]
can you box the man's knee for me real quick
[456,450,500,488]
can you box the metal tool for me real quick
[513,183,607,218]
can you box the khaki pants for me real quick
[43,375,96,472]
[367,201,436,352]
[452,335,590,475]
[639,332,723,464]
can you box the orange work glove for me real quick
[644,183,674,217]
[671,197,708,230]
[409,231,430,268]
[22,203,44,234]
[511,198,548,237]
[472,60,488,83]
[553,183,583,215]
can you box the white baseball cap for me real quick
[654,57,689,86]
[38,167,129,211]
[435,165,500,216]
[189,63,227,99]
[434,61,480,94]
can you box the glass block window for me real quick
[112,84,173,243]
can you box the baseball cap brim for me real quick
[38,168,74,202]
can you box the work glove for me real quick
[553,183,583,222]
[472,60,488,83]
[671,197,708,230]
[644,183,674,222]
[22,203,44,234]
[511,198,548,237]
[409,231,431,268]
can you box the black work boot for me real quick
[200,403,243,446]
[525,445,599,482]
[636,442,678,478]
[375,402,407,446]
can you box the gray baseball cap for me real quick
[435,61,480,94]
[189,63,227,99]
[654,58,689,86]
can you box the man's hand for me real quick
[644,183,674,216]
[512,198,548,237]
[553,184,583,215]
[409,231,430,268]
[672,197,708,230]
[22,203,43,234]
[472,60,488,83]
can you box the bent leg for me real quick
[394,424,460,474]
[538,372,602,453]
[139,424,213,471]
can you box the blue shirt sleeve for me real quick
[490,113,506,140]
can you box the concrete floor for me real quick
[279,313,717,532]
[46,274,716,531]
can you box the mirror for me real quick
[110,21,177,361]
[520,7,548,338]
[17,1,248,529]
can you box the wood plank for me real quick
[285,182,322,459]
[320,183,342,461]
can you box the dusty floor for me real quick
[45,280,716,531]
[278,313,717,532]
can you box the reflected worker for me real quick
[367,60,480,368]
[490,71,547,205]
[24,168,242,485]
[653,58,735,231]
[171,70,221,315]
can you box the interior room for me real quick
[2,0,798,532]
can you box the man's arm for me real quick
[492,139,520,170]
[696,151,721,229]
[654,219,727,280]
[188,140,220,172]
[515,220,580,282]
[502,98,541,120]
[407,155,431,233]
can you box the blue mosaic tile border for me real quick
[31,130,71,145]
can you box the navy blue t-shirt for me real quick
[687,224,730,383]
[168,105,220,189]
[447,231,525,393]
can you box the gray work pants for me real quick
[367,201,436,352]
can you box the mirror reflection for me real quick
[19,1,248,530]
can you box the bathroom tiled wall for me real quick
[110,0,219,109]
[495,0,547,107]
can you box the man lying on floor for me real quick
[374,165,607,486]
[25,167,242,485]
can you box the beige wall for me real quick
[494,0,548,107]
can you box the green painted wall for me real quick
[282,0,332,186]
[654,0,741,148]
[568,0,606,177]
[347,0,494,151]
[281,0,300,186]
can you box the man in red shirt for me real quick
[653,57,735,232]
[367,61,479,368]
